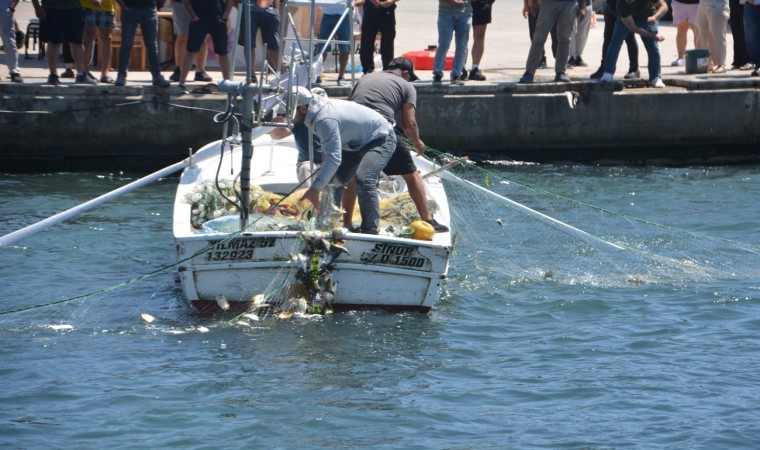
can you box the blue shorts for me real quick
[84,10,115,29]
[317,13,351,54]
[41,7,85,45]
[238,10,279,50]
[187,19,229,55]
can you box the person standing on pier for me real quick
[464,0,494,81]
[745,0,760,76]
[356,0,397,74]
[589,0,640,80]
[519,0,585,84]
[32,0,97,85]
[0,0,22,82]
[81,0,116,83]
[113,0,171,87]
[433,0,472,85]
[236,0,280,81]
[175,0,234,92]
[598,0,668,87]
[695,0,730,73]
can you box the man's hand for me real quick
[300,187,321,211]
[411,138,425,157]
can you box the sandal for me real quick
[713,65,727,74]
[100,75,115,84]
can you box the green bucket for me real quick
[685,49,711,74]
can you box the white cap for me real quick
[291,86,313,107]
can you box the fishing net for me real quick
[420,148,760,294]
[2,156,760,329]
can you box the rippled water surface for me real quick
[1,165,759,449]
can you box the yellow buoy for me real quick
[409,220,435,241]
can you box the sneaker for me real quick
[600,72,614,82]
[752,68,760,77]
[86,72,98,82]
[426,218,449,233]
[336,77,348,86]
[115,73,126,86]
[652,77,665,88]
[46,73,60,85]
[432,74,442,84]
[574,56,588,67]
[624,69,640,79]
[10,73,23,83]
[469,67,486,81]
[178,83,188,93]
[671,58,685,67]
[100,74,115,84]
[169,67,180,82]
[152,76,170,87]
[194,70,212,82]
[589,66,604,79]
[75,73,98,84]
[555,72,570,82]
[450,75,465,86]
[519,71,534,84]
[460,69,468,81]
[61,68,75,78]
[538,58,548,70]
[566,56,576,68]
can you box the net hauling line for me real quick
[411,142,625,253]
[0,159,190,248]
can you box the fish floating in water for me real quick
[46,324,73,331]
[140,313,157,323]
[216,294,230,311]
[627,277,646,285]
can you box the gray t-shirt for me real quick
[349,71,417,125]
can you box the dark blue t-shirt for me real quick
[292,122,322,164]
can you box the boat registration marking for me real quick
[360,243,429,269]
[203,237,276,262]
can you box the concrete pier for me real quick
[2,1,759,171]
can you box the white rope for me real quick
[0,160,189,248]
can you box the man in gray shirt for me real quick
[347,56,449,232]
[293,87,396,235]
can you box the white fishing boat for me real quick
[172,131,452,314]
[170,0,453,315]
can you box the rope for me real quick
[0,174,318,317]
[404,137,760,252]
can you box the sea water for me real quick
[1,165,759,449]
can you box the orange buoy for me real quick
[409,220,435,241]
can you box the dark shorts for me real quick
[472,0,494,26]
[41,7,85,45]
[237,10,279,50]
[188,19,229,55]
[382,139,417,176]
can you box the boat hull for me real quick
[175,232,450,314]
[173,135,452,315]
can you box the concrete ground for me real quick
[3,0,756,87]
